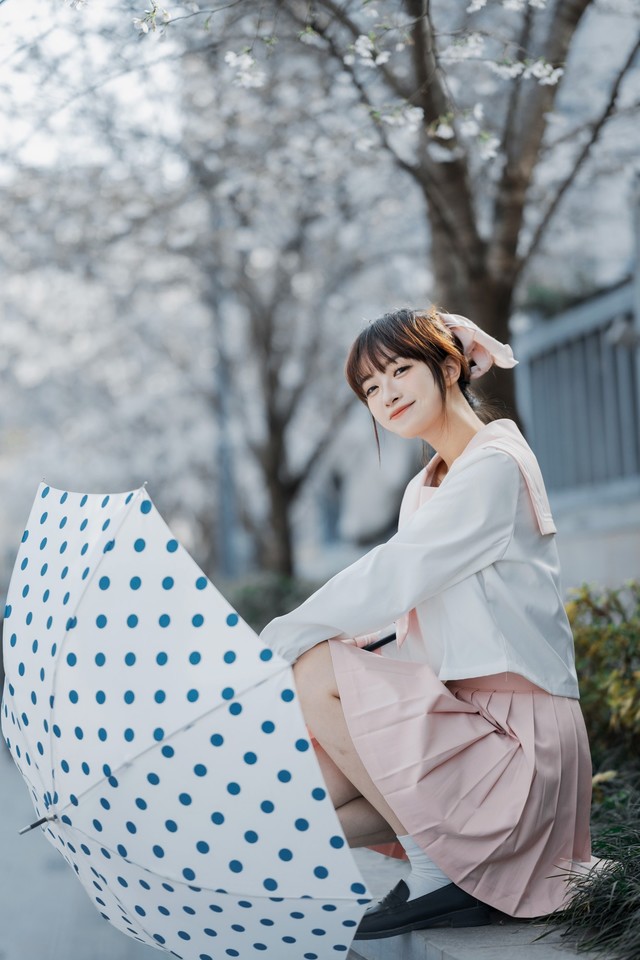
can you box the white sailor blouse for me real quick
[259,419,580,699]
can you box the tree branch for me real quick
[263,0,483,275]
[3,40,221,161]
[288,391,356,497]
[287,0,415,102]
[499,5,534,168]
[487,0,594,283]
[519,31,640,273]
[279,0,475,260]
[404,0,449,123]
[279,4,422,182]
[542,100,640,152]
[403,0,485,276]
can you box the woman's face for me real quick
[362,356,450,440]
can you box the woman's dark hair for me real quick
[344,307,504,463]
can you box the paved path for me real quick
[0,749,157,960]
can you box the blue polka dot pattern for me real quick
[1,482,371,957]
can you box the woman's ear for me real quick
[443,356,462,387]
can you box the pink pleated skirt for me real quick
[328,640,592,918]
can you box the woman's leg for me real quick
[295,645,485,936]
[338,797,398,847]
[293,641,407,838]
[313,740,397,846]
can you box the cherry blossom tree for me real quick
[0,2,427,580]
[1,0,638,581]
[131,0,640,419]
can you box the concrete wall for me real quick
[551,476,640,593]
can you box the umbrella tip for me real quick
[19,815,56,836]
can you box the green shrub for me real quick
[541,584,640,955]
[567,580,640,769]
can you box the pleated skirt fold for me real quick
[328,640,592,918]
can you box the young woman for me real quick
[259,307,592,940]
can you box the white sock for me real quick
[397,833,451,900]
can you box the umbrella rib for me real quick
[2,680,52,818]
[103,878,164,951]
[47,485,147,796]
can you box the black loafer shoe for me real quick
[354,879,491,940]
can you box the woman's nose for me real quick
[382,381,400,404]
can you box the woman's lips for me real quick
[390,402,414,420]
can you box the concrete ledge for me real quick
[349,849,598,960]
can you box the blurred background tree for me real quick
[0,0,638,585]
[0,2,427,578]
[131,0,640,420]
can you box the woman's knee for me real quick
[293,642,337,706]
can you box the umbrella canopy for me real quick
[1,482,371,959]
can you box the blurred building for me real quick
[513,271,640,593]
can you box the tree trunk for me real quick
[462,278,525,433]
[254,396,298,576]
[428,198,473,314]
[423,184,523,428]
[263,474,296,576]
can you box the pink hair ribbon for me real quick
[438,312,518,379]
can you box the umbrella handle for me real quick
[362,631,396,652]
[18,815,57,836]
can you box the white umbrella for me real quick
[1,482,371,959]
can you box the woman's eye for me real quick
[395,365,409,375]
[365,385,377,397]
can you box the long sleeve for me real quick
[259,448,521,664]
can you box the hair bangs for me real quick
[346,312,423,399]
[355,339,399,386]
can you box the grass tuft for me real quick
[542,773,640,957]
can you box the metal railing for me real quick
[513,281,640,494]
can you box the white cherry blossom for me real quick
[224,50,266,88]
[355,136,376,152]
[489,60,526,79]
[299,28,323,47]
[433,121,455,139]
[490,58,561,84]
[478,134,500,160]
[354,35,374,58]
[440,33,485,62]
[459,116,480,137]
[380,104,424,132]
[352,33,390,68]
